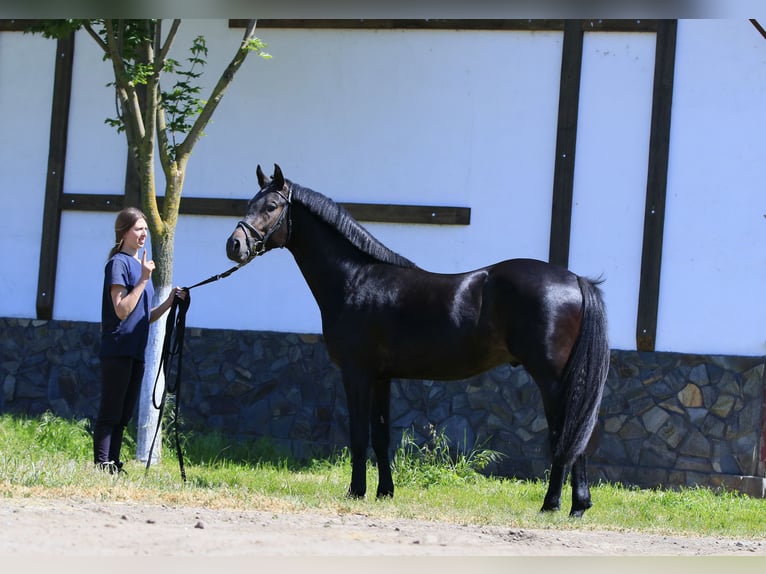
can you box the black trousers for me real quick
[93,355,144,465]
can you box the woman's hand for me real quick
[172,287,187,301]
[140,250,155,282]
[150,286,187,323]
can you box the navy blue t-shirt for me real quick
[100,252,154,361]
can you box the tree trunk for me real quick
[135,285,170,463]
[135,228,176,463]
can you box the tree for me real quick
[31,19,271,461]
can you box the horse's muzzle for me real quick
[226,229,249,263]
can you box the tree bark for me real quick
[136,220,176,463]
[135,285,170,463]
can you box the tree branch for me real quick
[154,19,176,181]
[158,19,181,63]
[176,19,259,161]
[104,19,145,144]
[139,20,164,234]
[82,21,109,53]
[156,99,172,177]
[750,19,766,41]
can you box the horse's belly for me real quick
[324,309,516,380]
[384,340,515,381]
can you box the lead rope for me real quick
[144,189,291,480]
[144,262,246,481]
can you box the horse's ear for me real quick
[256,164,268,188]
[273,164,285,189]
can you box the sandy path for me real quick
[1,497,764,557]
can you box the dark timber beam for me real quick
[229,19,658,32]
[230,19,566,31]
[636,20,677,351]
[61,193,471,225]
[36,33,75,320]
[0,19,39,31]
[548,19,584,269]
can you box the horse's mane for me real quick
[289,182,418,269]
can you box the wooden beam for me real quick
[548,19,584,269]
[230,19,566,31]
[0,19,40,31]
[36,33,74,320]
[61,193,471,225]
[176,197,248,217]
[229,19,659,32]
[636,20,677,352]
[341,203,470,225]
[61,194,124,212]
[124,150,141,208]
[580,19,658,32]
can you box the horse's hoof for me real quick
[376,489,394,499]
[540,504,560,513]
[569,502,591,518]
[346,488,366,500]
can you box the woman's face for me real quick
[122,218,149,253]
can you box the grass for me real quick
[1,412,765,539]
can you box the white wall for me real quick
[656,19,766,356]
[54,29,129,323]
[3,20,765,356]
[569,31,657,351]
[0,32,55,318]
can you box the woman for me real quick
[94,207,185,473]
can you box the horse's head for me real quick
[226,163,292,263]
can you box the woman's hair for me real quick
[108,207,147,259]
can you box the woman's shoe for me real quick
[96,461,117,473]
[96,460,126,475]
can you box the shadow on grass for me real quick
[166,426,348,473]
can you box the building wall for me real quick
[2,20,765,356]
[1,20,765,494]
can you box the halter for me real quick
[236,186,292,260]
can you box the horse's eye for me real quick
[266,202,277,213]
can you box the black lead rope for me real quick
[144,263,246,481]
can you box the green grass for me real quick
[1,412,764,539]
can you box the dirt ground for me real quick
[0,496,764,558]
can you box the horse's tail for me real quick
[553,275,610,467]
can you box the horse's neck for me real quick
[286,203,369,311]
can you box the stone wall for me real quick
[1,317,764,495]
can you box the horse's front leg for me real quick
[342,369,370,498]
[370,378,394,498]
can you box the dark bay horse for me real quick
[226,164,610,516]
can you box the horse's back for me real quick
[488,257,577,284]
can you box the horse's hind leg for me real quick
[569,454,592,517]
[538,385,567,513]
[540,403,593,516]
[542,462,567,512]
[370,378,394,498]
